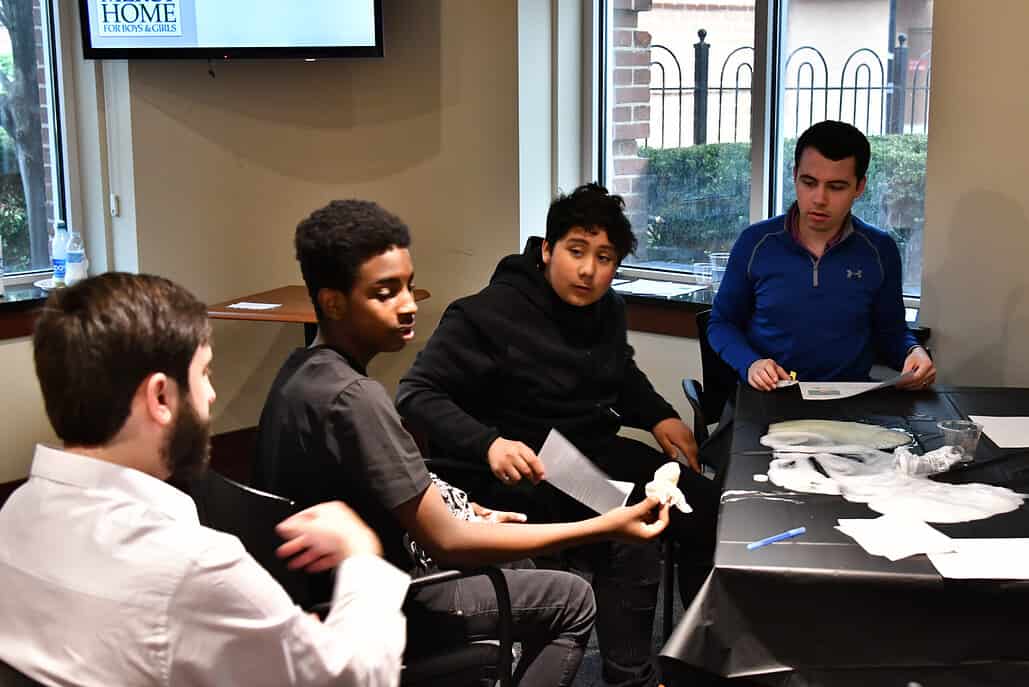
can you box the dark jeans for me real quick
[472,436,719,687]
[586,436,719,609]
[405,561,596,686]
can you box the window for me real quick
[0,0,65,279]
[601,0,932,298]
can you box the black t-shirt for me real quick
[254,346,431,572]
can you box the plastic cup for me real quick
[937,420,983,462]
[709,252,730,292]
[692,262,712,283]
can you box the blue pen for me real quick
[746,526,807,550]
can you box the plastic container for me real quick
[709,252,731,292]
[51,220,68,287]
[64,227,87,286]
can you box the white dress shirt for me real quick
[0,445,410,687]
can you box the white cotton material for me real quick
[767,420,912,449]
[893,445,965,476]
[645,462,693,513]
[762,429,1024,524]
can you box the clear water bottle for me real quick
[64,227,87,286]
[51,220,68,287]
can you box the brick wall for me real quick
[610,0,653,257]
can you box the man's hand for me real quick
[470,502,528,523]
[652,417,700,473]
[275,501,382,573]
[896,346,936,390]
[600,496,670,543]
[487,437,546,485]
[748,358,791,391]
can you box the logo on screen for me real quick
[96,0,182,37]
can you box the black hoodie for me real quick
[396,237,678,462]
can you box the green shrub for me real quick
[639,134,928,261]
[0,174,29,271]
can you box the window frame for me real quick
[0,0,73,287]
[596,0,924,312]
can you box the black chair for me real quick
[189,470,513,687]
[682,308,738,460]
[0,661,43,687]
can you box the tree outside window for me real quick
[0,0,61,276]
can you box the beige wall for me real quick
[919,0,1029,386]
[0,0,519,479]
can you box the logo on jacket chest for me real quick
[846,268,863,280]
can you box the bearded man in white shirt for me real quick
[0,272,409,687]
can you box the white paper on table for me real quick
[968,416,1029,448]
[835,515,955,561]
[226,301,282,311]
[539,429,634,514]
[612,279,707,298]
[799,371,913,401]
[611,278,631,286]
[927,539,1029,579]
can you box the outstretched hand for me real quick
[602,496,670,543]
[276,501,382,573]
[471,502,528,524]
[896,346,936,390]
[652,417,700,473]
[487,437,546,485]
[748,358,791,391]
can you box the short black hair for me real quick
[295,200,411,320]
[33,272,210,447]
[545,182,637,261]
[794,120,871,181]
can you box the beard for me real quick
[162,397,212,482]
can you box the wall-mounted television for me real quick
[79,0,383,60]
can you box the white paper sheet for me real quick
[968,416,1029,448]
[539,429,633,514]
[928,538,1029,579]
[799,371,913,401]
[611,278,631,286]
[835,515,955,561]
[612,279,707,298]
[226,301,282,310]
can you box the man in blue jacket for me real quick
[708,120,936,391]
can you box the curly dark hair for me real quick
[294,200,411,320]
[545,182,637,261]
[33,272,210,447]
[795,120,872,180]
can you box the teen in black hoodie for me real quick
[398,183,718,687]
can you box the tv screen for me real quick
[79,0,383,59]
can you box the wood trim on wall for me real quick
[0,306,40,340]
[624,298,702,338]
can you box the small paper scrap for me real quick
[226,302,282,311]
[645,462,692,513]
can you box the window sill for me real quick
[623,292,711,338]
[0,283,47,340]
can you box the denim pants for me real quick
[405,561,597,686]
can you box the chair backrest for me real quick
[696,309,738,425]
[189,471,312,606]
[0,661,44,687]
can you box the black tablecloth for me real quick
[660,385,1029,684]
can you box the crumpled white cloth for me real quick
[644,462,693,513]
[761,431,1024,523]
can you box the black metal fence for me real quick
[646,31,930,149]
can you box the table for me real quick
[660,385,1029,685]
[208,285,430,344]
